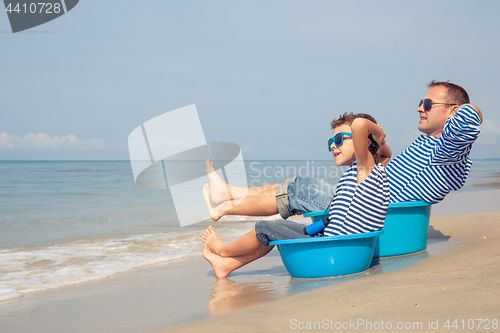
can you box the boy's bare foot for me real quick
[206,159,232,206]
[202,226,225,256]
[202,244,233,278]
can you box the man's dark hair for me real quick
[427,80,470,105]
[330,112,379,164]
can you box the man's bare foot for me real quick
[202,226,225,256]
[203,184,225,221]
[202,244,233,278]
[206,159,232,206]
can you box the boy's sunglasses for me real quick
[328,132,375,152]
[419,99,457,112]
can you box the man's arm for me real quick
[433,103,481,165]
[459,103,482,124]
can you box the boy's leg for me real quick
[201,219,310,277]
[202,220,310,257]
[202,226,263,257]
[202,243,273,278]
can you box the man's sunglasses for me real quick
[328,132,375,152]
[419,99,457,112]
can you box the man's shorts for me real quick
[275,176,336,219]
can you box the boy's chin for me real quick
[334,157,353,167]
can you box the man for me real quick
[203,81,482,222]
[386,81,482,203]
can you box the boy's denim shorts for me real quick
[275,176,336,219]
[255,219,315,246]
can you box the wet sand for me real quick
[474,180,500,188]
[473,171,500,188]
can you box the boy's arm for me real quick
[351,118,386,184]
[378,142,392,168]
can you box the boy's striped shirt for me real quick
[386,105,481,203]
[325,162,390,236]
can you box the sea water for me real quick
[0,160,347,301]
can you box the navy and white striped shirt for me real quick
[324,162,390,236]
[386,105,481,203]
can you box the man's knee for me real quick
[275,178,296,219]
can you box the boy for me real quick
[202,113,391,278]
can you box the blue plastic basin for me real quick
[269,230,383,278]
[303,201,433,259]
[374,201,432,258]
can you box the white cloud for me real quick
[482,119,500,135]
[0,132,105,150]
[472,120,500,147]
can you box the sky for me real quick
[1,0,500,161]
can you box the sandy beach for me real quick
[157,210,500,333]
[1,189,499,333]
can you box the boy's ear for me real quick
[368,134,377,148]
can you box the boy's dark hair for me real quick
[427,80,470,105]
[330,112,379,164]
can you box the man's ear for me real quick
[447,105,459,119]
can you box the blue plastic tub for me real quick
[303,201,433,259]
[268,230,383,278]
[374,201,432,258]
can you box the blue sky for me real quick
[1,0,499,160]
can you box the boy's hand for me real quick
[372,124,386,147]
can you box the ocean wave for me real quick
[0,222,257,302]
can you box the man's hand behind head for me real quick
[461,104,483,124]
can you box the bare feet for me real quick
[206,159,232,206]
[202,226,225,255]
[203,184,224,221]
[202,244,233,278]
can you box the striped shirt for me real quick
[386,105,481,203]
[324,162,390,236]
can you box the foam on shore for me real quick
[0,221,258,302]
